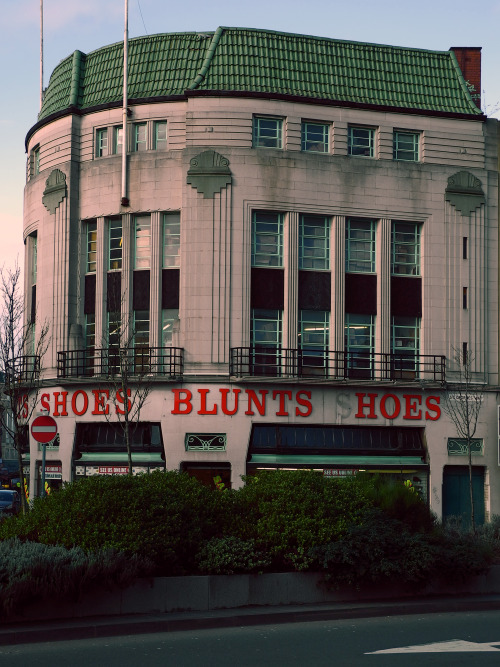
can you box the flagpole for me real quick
[121,0,129,206]
[40,0,44,110]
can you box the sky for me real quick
[1,0,499,275]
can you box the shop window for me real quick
[74,422,163,455]
[345,218,376,273]
[392,221,420,276]
[253,116,283,148]
[348,126,375,157]
[301,122,329,152]
[252,211,283,267]
[163,213,180,267]
[393,130,420,161]
[134,215,151,269]
[299,214,329,270]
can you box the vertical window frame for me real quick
[391,221,421,276]
[348,126,375,157]
[299,214,330,270]
[113,126,123,155]
[86,221,97,274]
[95,128,108,158]
[345,218,376,273]
[133,122,147,152]
[108,218,123,271]
[393,130,420,162]
[154,121,167,150]
[134,214,152,269]
[252,116,283,149]
[301,121,329,153]
[252,211,284,268]
[162,213,181,268]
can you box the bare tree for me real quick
[442,348,485,532]
[98,312,154,476]
[0,265,49,513]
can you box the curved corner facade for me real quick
[22,28,499,523]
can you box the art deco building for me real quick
[23,28,499,523]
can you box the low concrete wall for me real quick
[8,566,500,624]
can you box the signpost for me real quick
[31,415,58,497]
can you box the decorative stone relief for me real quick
[445,171,485,215]
[42,169,67,214]
[186,150,232,199]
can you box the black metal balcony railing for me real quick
[230,347,446,383]
[5,356,41,384]
[57,347,184,379]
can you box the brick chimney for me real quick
[450,47,482,109]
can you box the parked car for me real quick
[0,489,21,515]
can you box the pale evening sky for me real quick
[1,0,499,275]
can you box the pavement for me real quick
[2,594,500,646]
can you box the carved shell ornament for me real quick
[445,171,485,216]
[187,150,232,198]
[42,169,67,214]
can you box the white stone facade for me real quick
[23,69,499,522]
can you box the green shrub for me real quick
[197,536,272,575]
[0,471,226,575]
[312,509,438,589]
[359,474,436,533]
[229,470,371,570]
[0,538,151,618]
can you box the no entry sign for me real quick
[31,415,58,444]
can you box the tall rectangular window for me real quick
[133,123,147,152]
[299,310,329,375]
[33,145,40,175]
[108,219,122,270]
[392,222,420,275]
[154,121,167,149]
[252,116,283,148]
[393,131,420,161]
[392,316,420,378]
[113,126,123,154]
[345,314,374,379]
[348,126,375,157]
[163,213,180,268]
[299,215,329,270]
[134,310,150,372]
[251,308,282,376]
[134,215,151,269]
[107,311,121,374]
[301,122,329,153]
[345,219,375,273]
[252,211,283,267]
[86,221,97,273]
[162,308,178,346]
[96,128,108,157]
[85,313,96,374]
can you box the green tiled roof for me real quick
[38,27,481,121]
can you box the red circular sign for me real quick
[31,415,58,444]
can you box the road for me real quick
[2,609,500,665]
